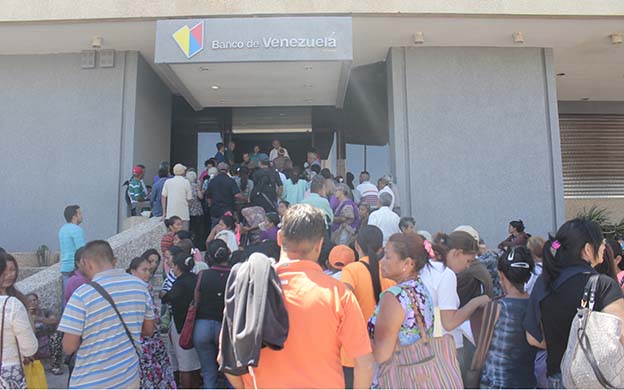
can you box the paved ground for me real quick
[44,367,69,389]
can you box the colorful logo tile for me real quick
[172,21,204,59]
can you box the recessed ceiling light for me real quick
[581,97,590,101]
[279,113,286,117]
[513,32,525,44]
[304,84,314,88]
[305,99,313,103]
[199,66,211,71]
[211,85,220,90]
[304,66,313,70]
[556,73,566,77]
[610,33,623,45]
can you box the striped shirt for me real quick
[355,181,379,209]
[58,269,154,389]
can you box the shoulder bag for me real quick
[377,286,464,389]
[87,282,142,359]
[561,274,624,389]
[179,271,204,350]
[464,300,502,389]
[0,297,26,390]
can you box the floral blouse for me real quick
[368,278,434,346]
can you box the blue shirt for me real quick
[206,173,241,218]
[58,269,154,389]
[150,177,168,217]
[215,151,226,163]
[59,223,85,273]
[250,152,269,162]
[301,193,334,224]
[282,178,308,205]
[481,297,537,389]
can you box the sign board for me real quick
[155,16,352,63]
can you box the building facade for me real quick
[1,1,623,250]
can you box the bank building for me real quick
[1,1,623,251]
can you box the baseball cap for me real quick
[132,165,144,175]
[217,162,229,172]
[454,225,480,243]
[173,163,186,175]
[329,245,356,270]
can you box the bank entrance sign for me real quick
[155,16,352,63]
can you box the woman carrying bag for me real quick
[0,252,38,389]
[368,232,463,389]
[525,218,624,389]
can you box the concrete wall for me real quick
[133,54,172,186]
[16,217,166,316]
[387,47,565,246]
[2,0,623,22]
[0,52,171,252]
[559,101,624,221]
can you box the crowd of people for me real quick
[2,138,624,389]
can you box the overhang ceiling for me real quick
[167,61,344,107]
[0,16,622,104]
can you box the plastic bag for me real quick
[24,360,47,389]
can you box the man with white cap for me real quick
[162,163,192,230]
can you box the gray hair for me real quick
[310,175,326,194]
[379,192,393,207]
[335,183,352,199]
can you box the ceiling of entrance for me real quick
[0,16,622,105]
[168,61,343,107]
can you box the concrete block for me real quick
[16,217,165,316]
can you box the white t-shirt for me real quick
[367,207,400,246]
[162,176,192,220]
[269,147,289,162]
[419,260,463,348]
[379,186,395,210]
[216,230,239,252]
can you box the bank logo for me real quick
[172,22,204,58]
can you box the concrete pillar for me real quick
[387,47,565,245]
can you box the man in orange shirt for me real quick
[225,204,374,389]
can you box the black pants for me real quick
[343,366,354,389]
[190,215,205,251]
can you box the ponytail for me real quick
[432,231,478,266]
[356,226,384,304]
[542,218,603,288]
[164,216,182,230]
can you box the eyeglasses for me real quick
[507,248,530,269]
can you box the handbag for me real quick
[24,360,47,389]
[561,274,624,389]
[0,297,26,390]
[331,224,356,245]
[377,286,464,389]
[464,300,501,389]
[179,270,204,350]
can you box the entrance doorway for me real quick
[231,132,313,168]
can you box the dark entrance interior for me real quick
[171,97,336,170]
[231,132,313,168]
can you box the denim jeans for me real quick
[194,319,222,389]
[548,373,564,389]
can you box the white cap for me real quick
[454,225,480,242]
[416,230,433,242]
